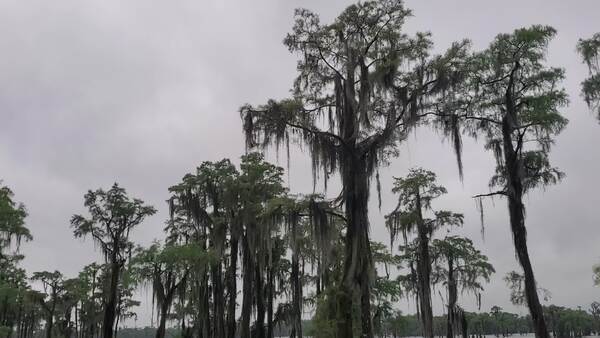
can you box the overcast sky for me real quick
[1,0,599,326]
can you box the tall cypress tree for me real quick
[386,168,463,338]
[240,2,469,335]
[457,26,568,338]
[71,184,156,338]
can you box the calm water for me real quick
[275,336,600,338]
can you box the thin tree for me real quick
[577,33,600,120]
[370,242,403,337]
[386,168,463,338]
[240,1,469,335]
[31,271,64,338]
[76,262,104,338]
[265,194,343,338]
[459,26,568,338]
[55,278,82,338]
[132,242,212,338]
[168,158,243,338]
[431,236,495,338]
[237,153,286,338]
[71,183,156,338]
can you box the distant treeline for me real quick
[374,306,598,338]
[106,305,598,338]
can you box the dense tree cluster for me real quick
[0,1,598,338]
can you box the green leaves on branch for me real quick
[131,242,214,284]
[504,271,551,307]
[71,183,156,262]
[431,236,495,295]
[0,183,31,256]
[386,168,463,248]
[577,33,600,120]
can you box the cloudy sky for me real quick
[1,0,599,325]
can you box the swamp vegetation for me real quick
[2,1,600,338]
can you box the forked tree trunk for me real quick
[503,79,550,338]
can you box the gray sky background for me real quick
[1,0,599,326]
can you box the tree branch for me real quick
[285,121,346,146]
[472,191,507,199]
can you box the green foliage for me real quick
[0,183,37,338]
[133,242,214,278]
[431,236,495,295]
[310,284,362,338]
[504,270,551,306]
[241,0,471,183]
[544,305,595,338]
[71,183,157,262]
[577,33,600,119]
[462,25,568,197]
[0,183,31,256]
[386,168,463,249]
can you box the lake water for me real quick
[275,335,600,338]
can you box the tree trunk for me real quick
[240,236,253,338]
[291,247,302,338]
[503,79,550,338]
[211,262,225,338]
[15,302,22,338]
[156,301,169,338]
[340,157,373,338]
[225,236,239,338]
[199,275,210,338]
[103,260,120,338]
[45,319,54,338]
[416,192,434,338]
[75,303,79,338]
[337,285,354,338]
[447,257,456,338]
[267,263,274,338]
[114,307,120,338]
[46,299,56,338]
[255,259,266,338]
